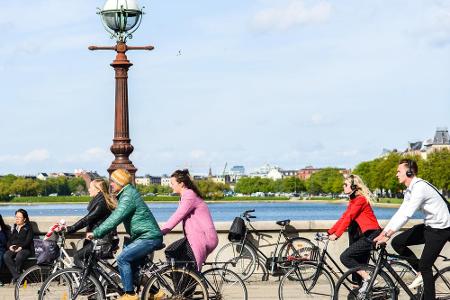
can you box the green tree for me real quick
[305,168,343,196]
[421,149,450,194]
[194,179,230,199]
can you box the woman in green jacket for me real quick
[89,169,162,300]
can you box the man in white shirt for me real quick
[374,159,450,300]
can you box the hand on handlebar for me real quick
[86,232,94,240]
[328,234,338,241]
[373,230,394,248]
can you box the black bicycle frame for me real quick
[359,246,448,300]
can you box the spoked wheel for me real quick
[388,261,421,298]
[434,266,450,300]
[278,262,334,299]
[38,268,105,300]
[141,266,209,300]
[215,242,257,281]
[15,264,54,300]
[334,265,397,300]
[202,267,248,300]
[278,237,317,280]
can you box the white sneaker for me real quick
[359,278,379,293]
[407,274,423,290]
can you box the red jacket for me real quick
[328,195,380,238]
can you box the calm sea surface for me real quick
[0,202,421,221]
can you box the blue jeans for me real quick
[117,238,162,292]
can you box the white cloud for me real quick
[0,149,49,163]
[311,113,324,125]
[190,149,207,159]
[63,147,110,163]
[252,1,332,31]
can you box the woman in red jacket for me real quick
[327,174,381,292]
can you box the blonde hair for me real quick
[91,179,117,210]
[345,174,377,204]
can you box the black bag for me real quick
[228,217,246,242]
[34,239,60,265]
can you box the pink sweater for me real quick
[161,189,218,270]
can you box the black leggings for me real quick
[340,229,381,270]
[391,224,450,300]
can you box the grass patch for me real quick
[10,196,91,203]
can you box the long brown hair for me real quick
[91,179,117,210]
[171,169,203,198]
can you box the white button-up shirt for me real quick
[384,177,450,232]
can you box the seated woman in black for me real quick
[66,176,118,266]
[3,209,34,282]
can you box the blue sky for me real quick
[1,0,449,176]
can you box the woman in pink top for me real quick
[161,169,218,271]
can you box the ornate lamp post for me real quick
[89,0,153,183]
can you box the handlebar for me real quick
[314,232,329,241]
[241,209,256,220]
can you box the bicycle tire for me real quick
[388,261,419,297]
[279,261,334,299]
[215,242,257,281]
[140,265,209,300]
[278,237,317,279]
[15,264,54,300]
[202,267,248,300]
[38,267,105,300]
[434,265,450,300]
[334,265,397,300]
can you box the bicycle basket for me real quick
[228,217,246,242]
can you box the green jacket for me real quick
[93,184,162,242]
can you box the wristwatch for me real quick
[383,232,391,239]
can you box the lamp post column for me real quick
[107,42,137,182]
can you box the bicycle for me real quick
[215,209,316,281]
[278,233,417,300]
[15,230,74,300]
[201,262,248,300]
[333,243,450,299]
[38,239,209,300]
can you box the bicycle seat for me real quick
[276,219,291,226]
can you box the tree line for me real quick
[0,149,448,200]
[0,175,86,201]
[235,149,449,197]
[234,168,344,196]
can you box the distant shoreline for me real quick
[0,198,403,208]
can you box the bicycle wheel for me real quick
[202,267,248,300]
[38,267,105,300]
[334,265,397,300]
[15,264,53,300]
[278,237,317,279]
[279,237,317,263]
[141,266,209,300]
[434,265,450,300]
[388,261,419,297]
[279,261,334,299]
[215,242,257,281]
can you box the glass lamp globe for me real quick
[99,0,143,41]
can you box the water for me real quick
[0,201,421,221]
